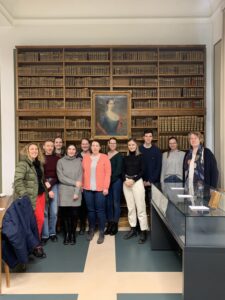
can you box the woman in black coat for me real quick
[184,131,219,188]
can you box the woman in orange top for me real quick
[82,140,111,244]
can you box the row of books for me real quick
[66,130,91,140]
[132,100,158,108]
[17,65,204,77]
[18,87,202,99]
[17,49,204,63]
[19,118,64,128]
[159,76,204,86]
[65,88,90,98]
[65,65,110,76]
[159,88,204,98]
[18,51,63,62]
[159,64,203,75]
[65,100,90,109]
[18,98,204,110]
[132,117,157,127]
[113,65,157,75]
[18,66,63,76]
[65,77,110,87]
[159,135,191,150]
[131,88,157,98]
[159,99,204,108]
[112,51,158,61]
[64,51,109,61]
[66,118,90,128]
[159,51,204,61]
[18,76,204,90]
[159,116,204,132]
[18,88,64,98]
[18,100,64,110]
[18,76,64,87]
[19,131,63,141]
[113,77,158,87]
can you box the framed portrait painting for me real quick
[91,91,131,139]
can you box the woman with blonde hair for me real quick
[14,142,47,258]
[184,131,218,188]
[123,138,148,244]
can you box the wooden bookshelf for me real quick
[16,45,205,153]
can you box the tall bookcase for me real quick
[16,45,205,155]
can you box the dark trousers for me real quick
[83,190,106,233]
[78,194,87,228]
[106,178,122,223]
[60,206,79,235]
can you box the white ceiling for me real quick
[0,0,224,26]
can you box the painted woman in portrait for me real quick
[97,99,122,135]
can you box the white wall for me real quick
[212,6,223,44]
[0,19,213,193]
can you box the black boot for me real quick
[64,233,70,245]
[33,246,47,258]
[70,216,77,245]
[63,219,70,245]
[110,222,118,235]
[70,233,76,245]
[79,223,86,235]
[87,228,95,241]
[104,222,113,235]
[123,227,137,240]
[138,230,147,244]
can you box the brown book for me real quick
[208,191,221,209]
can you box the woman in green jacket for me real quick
[14,142,47,258]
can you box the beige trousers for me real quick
[123,178,148,231]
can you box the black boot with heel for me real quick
[63,219,71,245]
[110,222,118,235]
[138,230,147,244]
[123,227,137,240]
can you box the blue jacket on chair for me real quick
[2,195,40,268]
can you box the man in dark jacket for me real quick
[139,129,162,187]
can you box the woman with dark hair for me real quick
[97,99,122,135]
[14,142,47,258]
[184,131,219,188]
[161,137,185,183]
[57,144,82,245]
[82,140,111,244]
[76,138,90,235]
[123,138,148,244]
[105,137,123,235]
[54,136,65,158]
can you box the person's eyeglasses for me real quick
[109,143,117,145]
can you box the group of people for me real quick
[13,130,218,259]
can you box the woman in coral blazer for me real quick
[82,140,111,244]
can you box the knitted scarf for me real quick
[184,145,204,184]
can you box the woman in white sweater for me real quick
[161,137,185,183]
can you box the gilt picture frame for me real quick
[91,91,131,139]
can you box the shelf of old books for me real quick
[16,45,205,152]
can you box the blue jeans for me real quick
[106,178,122,223]
[42,184,59,238]
[83,190,106,233]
